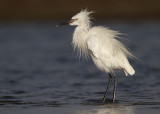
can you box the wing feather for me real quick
[87,35,112,59]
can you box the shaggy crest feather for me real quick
[72,9,94,27]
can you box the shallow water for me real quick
[0,21,160,114]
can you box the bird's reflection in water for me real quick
[76,105,134,114]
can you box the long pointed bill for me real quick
[56,19,78,27]
[56,21,69,27]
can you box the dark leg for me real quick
[102,73,112,103]
[112,74,117,103]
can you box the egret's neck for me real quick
[75,24,91,31]
[72,25,91,58]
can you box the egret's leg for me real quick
[102,73,112,103]
[113,75,117,103]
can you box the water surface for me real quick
[0,21,160,114]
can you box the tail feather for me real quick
[124,69,129,76]
[124,64,135,76]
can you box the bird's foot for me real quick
[102,98,115,104]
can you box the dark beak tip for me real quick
[56,24,60,27]
[56,21,69,27]
[56,23,63,27]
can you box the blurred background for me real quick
[0,0,160,114]
[0,0,160,20]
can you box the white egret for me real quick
[57,9,135,103]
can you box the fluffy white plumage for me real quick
[57,9,136,103]
[70,9,135,76]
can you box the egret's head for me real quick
[69,9,94,26]
[57,9,94,27]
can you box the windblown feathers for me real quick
[71,9,135,76]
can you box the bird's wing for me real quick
[87,26,136,60]
[87,35,112,59]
